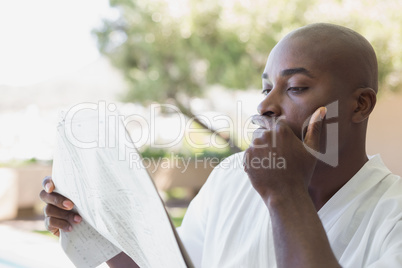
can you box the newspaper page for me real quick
[52,104,192,268]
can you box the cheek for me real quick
[282,108,313,140]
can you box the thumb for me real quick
[304,107,327,152]
[42,176,55,193]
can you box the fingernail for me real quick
[320,107,327,120]
[63,200,73,209]
[74,215,82,223]
[45,183,51,193]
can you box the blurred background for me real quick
[1,0,402,267]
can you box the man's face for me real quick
[258,35,352,141]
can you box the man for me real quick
[40,23,402,267]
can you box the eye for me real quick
[262,88,272,96]
[288,87,308,94]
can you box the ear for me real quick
[352,87,377,123]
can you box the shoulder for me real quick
[368,175,402,265]
[366,156,402,223]
[374,173,402,217]
[205,151,248,188]
[194,151,252,205]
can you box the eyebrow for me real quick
[261,67,315,80]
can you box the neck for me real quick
[308,148,368,211]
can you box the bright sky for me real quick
[0,0,117,87]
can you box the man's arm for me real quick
[268,187,340,268]
[244,107,340,268]
[106,252,139,268]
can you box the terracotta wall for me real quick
[367,93,402,175]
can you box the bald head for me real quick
[259,23,377,159]
[278,23,378,93]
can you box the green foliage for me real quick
[170,215,184,228]
[0,158,44,167]
[93,0,402,103]
[168,207,187,227]
[140,147,170,158]
[33,230,57,239]
[140,146,232,161]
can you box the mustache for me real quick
[251,114,305,141]
[251,115,285,130]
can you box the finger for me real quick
[44,204,82,224]
[251,129,272,149]
[252,127,266,140]
[45,216,72,233]
[52,229,60,237]
[45,222,60,237]
[39,190,74,210]
[42,176,54,193]
[43,218,61,237]
[304,107,327,151]
[243,149,249,170]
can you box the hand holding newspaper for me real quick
[52,105,193,268]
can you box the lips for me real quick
[251,114,284,130]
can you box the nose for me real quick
[257,90,282,117]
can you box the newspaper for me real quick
[52,106,193,268]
